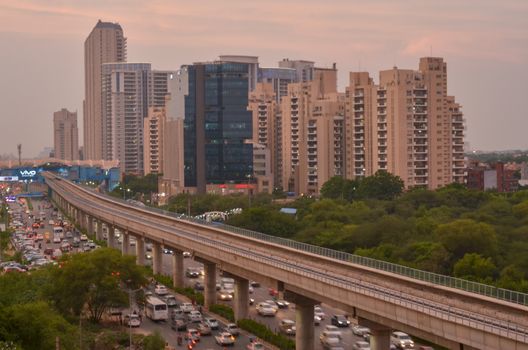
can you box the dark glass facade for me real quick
[184,63,253,188]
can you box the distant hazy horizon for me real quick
[0,0,527,157]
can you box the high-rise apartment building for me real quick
[249,83,277,189]
[344,57,465,189]
[143,107,166,174]
[258,67,297,103]
[84,20,126,161]
[281,66,346,195]
[101,62,172,174]
[53,108,79,161]
[218,55,259,92]
[171,61,253,194]
[278,59,315,82]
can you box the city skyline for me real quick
[0,0,527,157]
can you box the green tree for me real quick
[227,207,299,238]
[47,248,147,322]
[435,219,497,261]
[0,302,77,350]
[142,331,165,350]
[356,171,404,200]
[320,177,359,201]
[453,253,496,281]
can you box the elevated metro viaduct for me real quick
[45,173,528,350]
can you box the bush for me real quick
[209,304,234,322]
[237,319,295,350]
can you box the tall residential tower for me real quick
[53,108,79,161]
[83,20,126,161]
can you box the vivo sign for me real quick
[19,170,37,178]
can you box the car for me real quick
[279,319,296,336]
[264,300,279,311]
[154,284,169,296]
[215,332,235,346]
[163,248,174,254]
[145,252,152,260]
[352,341,371,350]
[187,310,202,323]
[218,289,233,301]
[194,281,204,291]
[164,295,178,308]
[314,315,322,326]
[183,251,191,258]
[36,233,44,241]
[331,315,350,327]
[275,299,290,308]
[186,267,200,278]
[80,234,88,241]
[246,341,265,350]
[171,318,187,331]
[320,331,343,347]
[223,323,240,337]
[352,325,371,337]
[185,328,201,342]
[180,302,194,313]
[125,313,141,327]
[65,231,73,239]
[268,288,279,297]
[53,236,61,243]
[314,306,326,320]
[391,331,415,349]
[197,322,211,335]
[256,302,276,316]
[172,308,185,320]
[204,317,219,330]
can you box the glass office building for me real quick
[183,62,253,191]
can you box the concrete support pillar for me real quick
[284,291,318,350]
[233,277,249,321]
[96,221,103,241]
[359,319,391,350]
[203,262,217,308]
[122,231,130,255]
[152,242,162,275]
[136,237,145,266]
[78,212,85,229]
[172,250,184,288]
[87,216,94,237]
[107,225,116,248]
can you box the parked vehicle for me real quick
[223,323,240,337]
[215,332,235,346]
[180,302,194,313]
[187,310,202,323]
[391,331,415,349]
[331,315,350,327]
[279,319,296,336]
[154,284,168,296]
[204,317,219,330]
[320,331,343,347]
[125,313,141,327]
[197,322,211,335]
[256,302,276,316]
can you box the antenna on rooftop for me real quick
[17,144,21,166]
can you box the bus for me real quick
[145,296,168,321]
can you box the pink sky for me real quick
[0,0,527,156]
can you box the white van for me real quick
[145,296,168,321]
